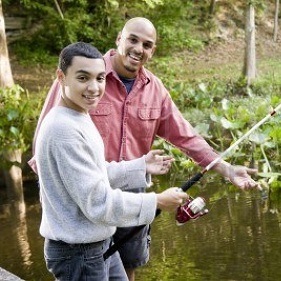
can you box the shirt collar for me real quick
[104,49,150,85]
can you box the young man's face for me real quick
[58,56,106,114]
[115,21,156,78]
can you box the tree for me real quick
[0,0,14,87]
[273,0,279,42]
[243,2,256,87]
[209,0,217,15]
[0,0,24,200]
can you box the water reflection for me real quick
[0,182,52,281]
[0,177,281,281]
[137,177,281,281]
[0,181,32,265]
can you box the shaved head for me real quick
[122,17,157,43]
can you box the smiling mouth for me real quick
[83,94,100,100]
[128,53,142,62]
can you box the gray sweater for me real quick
[35,106,157,243]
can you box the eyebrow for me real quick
[75,70,106,76]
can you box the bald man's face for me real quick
[115,20,156,77]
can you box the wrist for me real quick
[212,160,232,179]
[156,194,164,210]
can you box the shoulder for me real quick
[40,107,87,141]
[141,67,171,101]
[142,67,165,87]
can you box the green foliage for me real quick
[153,138,199,175]
[0,84,43,155]
[143,0,204,54]
[11,0,123,61]
[0,85,27,152]
[8,0,205,63]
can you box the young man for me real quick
[35,41,187,281]
[30,18,259,281]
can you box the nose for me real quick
[133,42,143,54]
[87,80,99,91]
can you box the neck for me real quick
[111,53,137,79]
[59,95,87,115]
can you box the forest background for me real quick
[1,0,281,192]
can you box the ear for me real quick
[115,31,122,46]
[57,69,65,85]
[149,45,157,59]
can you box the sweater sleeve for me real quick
[105,157,151,191]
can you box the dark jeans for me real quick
[44,238,128,281]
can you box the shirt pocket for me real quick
[137,108,161,139]
[138,108,161,120]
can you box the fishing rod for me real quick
[104,102,281,260]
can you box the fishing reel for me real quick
[176,196,209,226]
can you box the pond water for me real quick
[1,175,281,281]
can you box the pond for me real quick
[0,174,281,281]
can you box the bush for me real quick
[0,85,43,167]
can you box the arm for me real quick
[212,160,258,190]
[46,132,185,227]
[157,93,219,167]
[157,90,259,190]
[106,149,174,190]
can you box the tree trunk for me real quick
[243,4,256,87]
[209,0,217,15]
[0,0,14,87]
[273,0,279,42]
[3,149,24,201]
[0,1,23,197]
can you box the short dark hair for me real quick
[58,42,104,74]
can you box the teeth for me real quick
[129,54,141,61]
[84,95,98,99]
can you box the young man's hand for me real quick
[156,187,188,212]
[145,150,174,175]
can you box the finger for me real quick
[245,168,258,175]
[150,149,164,156]
[162,156,175,161]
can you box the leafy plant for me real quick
[0,85,43,167]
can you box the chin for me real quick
[125,65,139,75]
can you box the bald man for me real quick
[29,17,258,281]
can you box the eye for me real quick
[97,76,106,83]
[77,75,88,82]
[128,37,138,44]
[143,43,153,50]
